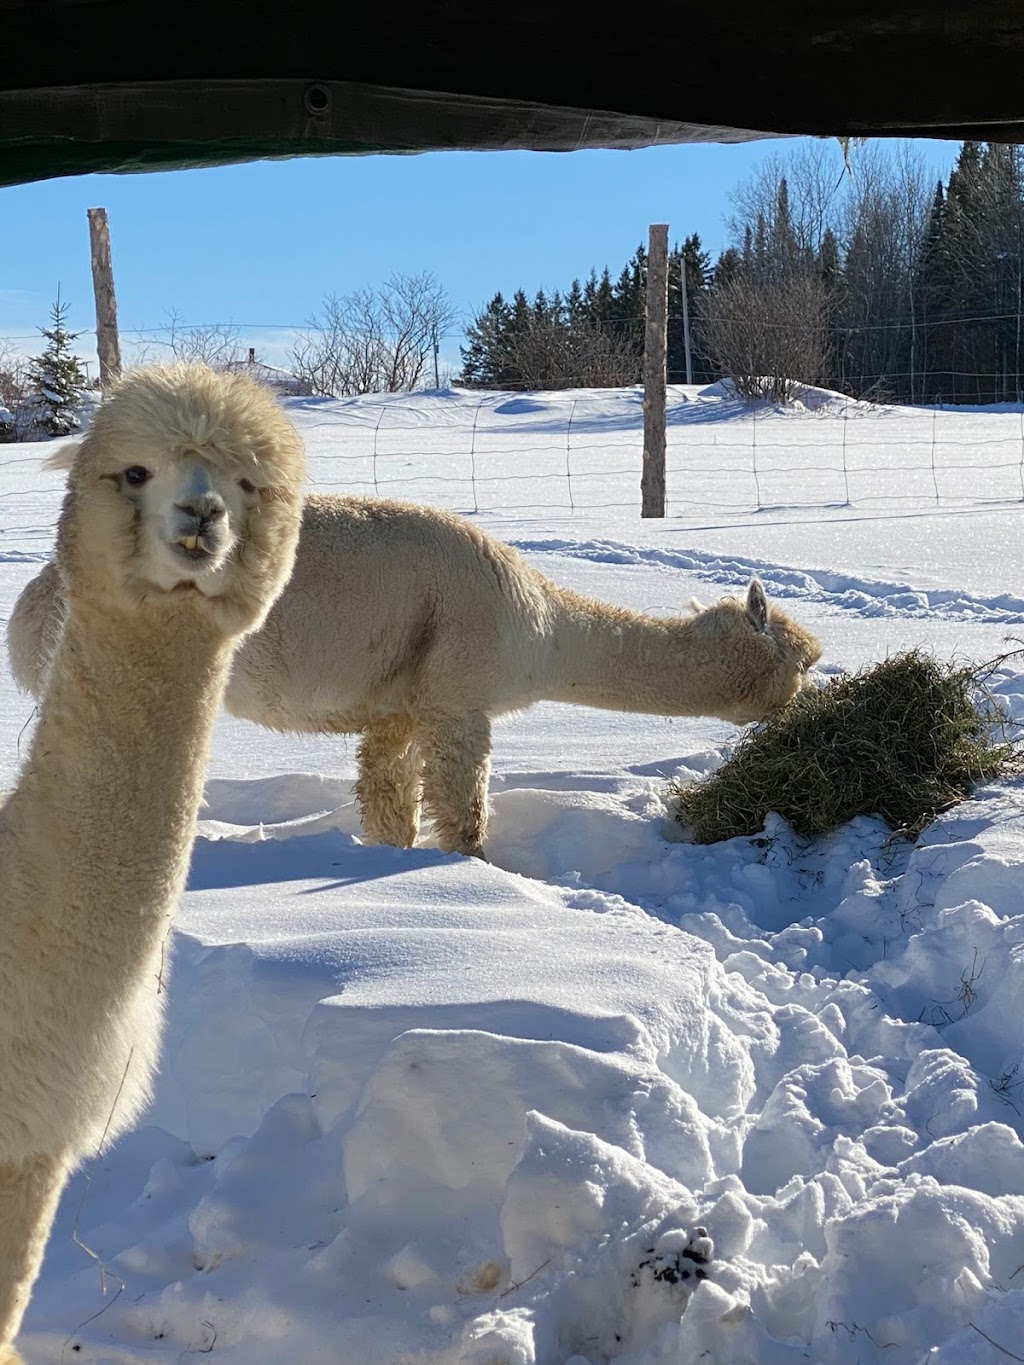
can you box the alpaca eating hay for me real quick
[673,649,1018,844]
[0,364,305,1362]
[10,495,821,860]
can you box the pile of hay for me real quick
[673,649,1019,844]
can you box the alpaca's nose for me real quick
[176,492,226,526]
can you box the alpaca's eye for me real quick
[123,465,151,487]
[238,477,257,495]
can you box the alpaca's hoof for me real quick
[435,836,486,859]
[445,837,485,859]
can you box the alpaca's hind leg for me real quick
[417,710,491,858]
[0,1151,68,1356]
[355,715,422,848]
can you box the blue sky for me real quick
[1,137,961,373]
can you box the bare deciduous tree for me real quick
[837,143,931,397]
[290,273,459,396]
[704,273,830,403]
[499,315,641,390]
[0,341,29,439]
[164,310,244,367]
[729,141,847,260]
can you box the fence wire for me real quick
[3,393,1024,555]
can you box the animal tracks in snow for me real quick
[513,536,1024,624]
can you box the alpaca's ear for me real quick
[746,579,769,632]
[687,596,706,615]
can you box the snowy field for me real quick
[3,384,1024,1364]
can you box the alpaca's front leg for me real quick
[418,710,491,858]
[0,1151,69,1355]
[355,715,422,848]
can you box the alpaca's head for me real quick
[689,579,822,724]
[52,364,306,636]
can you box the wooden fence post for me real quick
[87,207,122,388]
[642,222,669,517]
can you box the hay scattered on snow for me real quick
[673,649,1020,844]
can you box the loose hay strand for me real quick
[673,650,1021,845]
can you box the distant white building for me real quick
[223,350,313,397]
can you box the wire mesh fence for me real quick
[282,390,1024,515]
[3,388,1024,558]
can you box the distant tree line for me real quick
[8,144,1024,430]
[460,237,714,392]
[461,141,1024,406]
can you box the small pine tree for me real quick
[26,293,88,437]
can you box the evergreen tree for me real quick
[26,293,88,436]
[681,234,711,292]
[915,181,953,398]
[818,227,842,289]
[978,143,1024,400]
[740,226,754,275]
[614,263,636,309]
[951,141,991,396]
[506,290,534,358]
[592,268,615,322]
[946,141,984,221]
[770,177,800,276]
[752,213,769,276]
[667,235,713,383]
[460,292,511,386]
[920,182,948,266]
[582,269,601,317]
[936,141,1018,400]
[713,247,744,289]
[612,246,646,325]
[817,227,844,389]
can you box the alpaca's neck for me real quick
[3,596,233,966]
[542,589,722,715]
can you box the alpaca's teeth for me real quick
[180,535,200,551]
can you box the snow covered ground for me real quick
[3,384,1024,1364]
